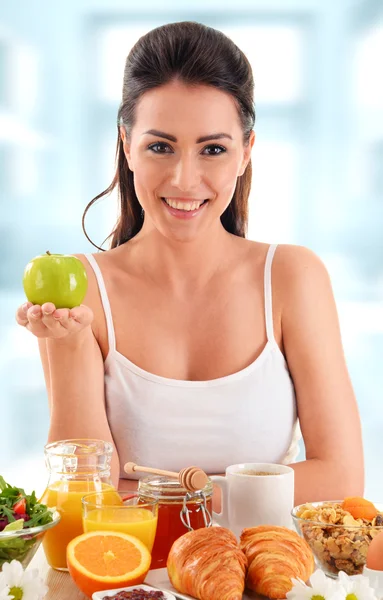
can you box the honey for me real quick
[138,476,213,569]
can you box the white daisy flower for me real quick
[338,570,378,600]
[0,561,24,589]
[287,569,345,600]
[0,561,47,600]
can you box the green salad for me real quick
[0,476,55,564]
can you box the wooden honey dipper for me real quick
[123,462,209,492]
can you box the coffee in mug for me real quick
[239,470,281,476]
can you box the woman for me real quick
[16,21,363,505]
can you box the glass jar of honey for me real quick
[138,476,213,569]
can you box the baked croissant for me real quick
[240,525,315,599]
[167,527,247,600]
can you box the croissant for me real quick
[240,525,315,599]
[167,527,247,600]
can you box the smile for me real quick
[162,197,208,212]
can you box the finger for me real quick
[40,305,68,336]
[26,304,46,335]
[50,308,79,333]
[26,305,53,337]
[15,302,33,326]
[41,302,56,316]
[69,305,94,328]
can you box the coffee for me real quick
[239,470,281,476]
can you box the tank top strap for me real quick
[84,254,116,352]
[264,244,278,345]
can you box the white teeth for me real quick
[164,198,205,211]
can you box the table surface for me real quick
[30,548,88,600]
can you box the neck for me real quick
[127,222,235,293]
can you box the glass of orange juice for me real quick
[40,439,115,571]
[82,491,158,552]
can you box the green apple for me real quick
[23,251,88,309]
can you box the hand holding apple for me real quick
[16,251,93,339]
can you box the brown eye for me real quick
[148,142,173,153]
[202,144,226,156]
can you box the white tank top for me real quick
[85,244,301,479]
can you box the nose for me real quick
[170,154,201,192]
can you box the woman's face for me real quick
[120,81,255,243]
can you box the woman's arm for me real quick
[276,245,364,505]
[39,327,120,485]
[34,254,121,486]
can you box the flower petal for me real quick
[1,562,24,588]
[0,586,12,600]
[310,570,332,587]
[21,578,48,600]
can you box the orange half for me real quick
[67,530,151,598]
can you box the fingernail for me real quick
[43,308,53,315]
[22,303,29,313]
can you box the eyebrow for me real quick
[143,129,233,143]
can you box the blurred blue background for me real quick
[0,0,382,498]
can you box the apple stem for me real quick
[46,250,51,256]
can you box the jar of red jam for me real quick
[138,476,213,569]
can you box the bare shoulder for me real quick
[272,244,332,299]
[72,248,118,280]
[273,244,329,278]
[236,239,330,285]
[271,244,338,333]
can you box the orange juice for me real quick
[83,507,158,551]
[40,480,115,570]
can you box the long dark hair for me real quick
[83,21,255,251]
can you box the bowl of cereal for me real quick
[292,498,383,577]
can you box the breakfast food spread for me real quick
[295,497,383,575]
[240,525,315,599]
[167,527,247,600]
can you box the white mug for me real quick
[210,462,294,539]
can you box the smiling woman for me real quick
[15,21,363,514]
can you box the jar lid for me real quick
[138,475,213,499]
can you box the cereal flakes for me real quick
[295,502,383,575]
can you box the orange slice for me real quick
[67,530,151,598]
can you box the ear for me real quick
[238,130,256,176]
[119,125,134,171]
